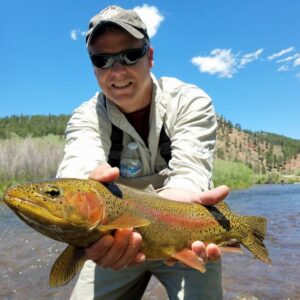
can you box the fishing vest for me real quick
[104,96,171,168]
[108,123,171,168]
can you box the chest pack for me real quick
[108,123,171,168]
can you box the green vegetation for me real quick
[0,114,69,138]
[213,159,254,189]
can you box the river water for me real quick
[1,184,300,300]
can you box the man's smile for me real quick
[112,81,133,89]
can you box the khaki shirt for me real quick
[57,74,217,193]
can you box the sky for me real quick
[1,0,300,139]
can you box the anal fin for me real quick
[171,248,206,273]
[50,245,86,287]
[164,257,178,267]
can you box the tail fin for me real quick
[240,216,272,264]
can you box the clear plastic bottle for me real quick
[120,142,143,178]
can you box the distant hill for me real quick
[216,116,300,174]
[1,114,300,174]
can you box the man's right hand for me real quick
[86,164,145,270]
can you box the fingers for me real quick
[205,243,221,261]
[197,185,230,206]
[85,234,114,261]
[191,241,221,263]
[89,164,120,182]
[111,232,144,269]
[191,241,208,263]
[158,186,230,205]
[85,229,144,270]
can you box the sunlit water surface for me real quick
[1,184,299,299]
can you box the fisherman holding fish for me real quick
[57,5,230,300]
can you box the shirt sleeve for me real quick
[56,95,111,179]
[163,84,217,192]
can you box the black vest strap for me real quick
[108,125,171,168]
[108,124,123,167]
[159,126,172,164]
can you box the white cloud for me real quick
[191,48,264,78]
[191,49,237,78]
[276,53,299,63]
[70,29,86,41]
[278,65,289,72]
[133,4,164,38]
[70,30,78,41]
[267,47,295,60]
[239,48,264,68]
[294,56,300,67]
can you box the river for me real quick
[1,184,300,300]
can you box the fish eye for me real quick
[43,186,61,198]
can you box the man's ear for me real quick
[148,47,154,68]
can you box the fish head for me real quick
[3,178,106,233]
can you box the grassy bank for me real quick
[212,159,254,189]
[0,135,65,196]
[1,136,298,198]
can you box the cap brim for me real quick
[87,20,144,46]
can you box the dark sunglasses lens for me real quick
[90,55,111,68]
[90,45,149,68]
[124,48,145,63]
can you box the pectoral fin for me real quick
[171,248,206,273]
[49,245,86,287]
[99,212,151,231]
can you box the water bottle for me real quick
[120,142,143,178]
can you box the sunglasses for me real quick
[89,44,150,69]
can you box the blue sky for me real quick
[1,0,300,139]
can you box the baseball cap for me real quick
[86,5,149,47]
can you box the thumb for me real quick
[197,185,230,206]
[89,164,120,182]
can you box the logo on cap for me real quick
[101,6,120,20]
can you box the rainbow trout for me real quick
[3,178,271,287]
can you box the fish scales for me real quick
[3,178,271,287]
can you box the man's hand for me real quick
[157,185,229,206]
[158,186,230,263]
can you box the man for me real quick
[57,5,229,300]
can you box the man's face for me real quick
[89,28,154,113]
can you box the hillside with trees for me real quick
[0,114,299,196]
[1,114,300,174]
[216,116,300,174]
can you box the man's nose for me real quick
[110,60,126,72]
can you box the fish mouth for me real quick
[4,195,64,225]
[4,195,38,211]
